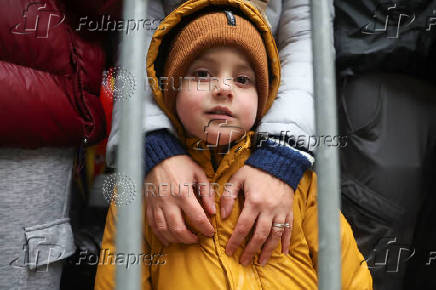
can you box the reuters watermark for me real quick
[102,66,136,103]
[144,182,234,198]
[102,72,238,103]
[102,173,137,207]
[151,76,235,92]
[102,175,236,207]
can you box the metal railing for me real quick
[311,0,341,289]
[115,0,147,289]
[114,0,341,289]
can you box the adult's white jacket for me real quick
[106,0,315,167]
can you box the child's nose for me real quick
[212,77,233,100]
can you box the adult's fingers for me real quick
[258,215,286,266]
[221,171,244,219]
[153,207,172,245]
[146,206,168,246]
[165,206,199,244]
[281,213,293,254]
[225,205,257,257]
[194,167,216,215]
[179,191,215,237]
[239,213,272,266]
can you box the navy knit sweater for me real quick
[144,129,314,190]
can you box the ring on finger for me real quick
[272,222,290,229]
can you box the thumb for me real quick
[193,167,216,215]
[220,171,244,219]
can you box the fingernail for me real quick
[212,203,216,214]
[226,248,233,256]
[260,259,267,266]
[241,259,249,266]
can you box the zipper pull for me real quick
[235,146,243,153]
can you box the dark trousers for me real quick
[338,72,436,290]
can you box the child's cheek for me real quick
[239,92,258,130]
[176,88,206,137]
[181,81,206,104]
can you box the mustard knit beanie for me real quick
[162,9,269,121]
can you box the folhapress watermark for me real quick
[363,237,436,272]
[361,1,436,38]
[191,122,348,155]
[10,2,65,38]
[75,249,166,269]
[6,242,66,272]
[76,15,164,34]
[11,3,163,38]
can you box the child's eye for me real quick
[193,70,210,79]
[235,76,250,84]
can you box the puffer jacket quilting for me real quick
[0,0,107,147]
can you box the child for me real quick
[106,0,316,256]
[95,1,372,289]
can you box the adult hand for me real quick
[222,165,294,266]
[143,155,216,246]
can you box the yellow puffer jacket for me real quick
[95,132,372,289]
[95,0,373,289]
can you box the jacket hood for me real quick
[146,0,281,142]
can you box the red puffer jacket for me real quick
[0,0,119,147]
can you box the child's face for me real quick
[175,46,258,146]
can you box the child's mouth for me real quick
[206,106,233,117]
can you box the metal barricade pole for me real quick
[115,0,147,289]
[311,0,341,289]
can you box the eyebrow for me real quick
[234,63,254,73]
[194,56,254,72]
[194,55,218,64]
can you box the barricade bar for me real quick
[116,0,147,289]
[311,0,342,289]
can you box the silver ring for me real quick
[272,223,290,229]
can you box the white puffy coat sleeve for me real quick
[257,0,314,150]
[106,0,172,167]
